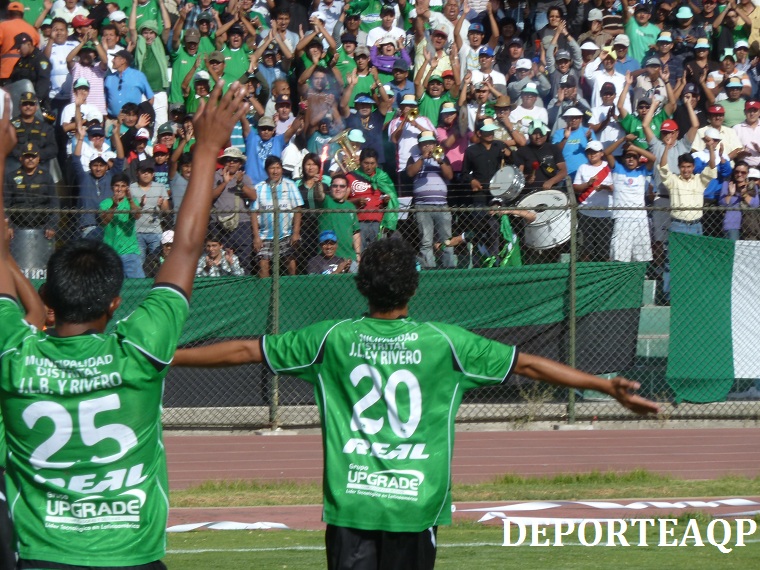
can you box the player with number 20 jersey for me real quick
[263,317,518,532]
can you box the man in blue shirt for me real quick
[244,115,302,184]
[103,50,154,119]
[551,107,597,179]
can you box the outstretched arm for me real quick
[174,338,263,366]
[514,353,660,415]
[155,81,249,298]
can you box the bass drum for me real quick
[489,165,525,202]
[516,190,571,250]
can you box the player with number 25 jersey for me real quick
[0,287,188,566]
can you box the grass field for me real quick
[165,520,760,569]
[166,471,760,569]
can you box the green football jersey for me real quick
[0,286,189,566]
[262,317,517,532]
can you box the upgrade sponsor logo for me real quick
[346,465,424,501]
[45,489,146,530]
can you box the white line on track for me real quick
[168,539,760,555]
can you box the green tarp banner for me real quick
[81,261,645,349]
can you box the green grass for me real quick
[170,470,760,508]
[166,519,760,569]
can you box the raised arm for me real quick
[0,94,19,297]
[155,81,249,297]
[174,338,264,366]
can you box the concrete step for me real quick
[638,305,670,336]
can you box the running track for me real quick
[166,428,760,529]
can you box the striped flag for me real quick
[668,233,760,402]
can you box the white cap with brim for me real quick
[585,140,604,152]
[703,127,723,140]
[418,130,437,142]
[479,120,498,132]
[580,41,599,51]
[749,168,760,179]
[563,107,584,117]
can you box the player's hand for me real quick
[608,377,661,415]
[0,92,18,158]
[194,80,249,152]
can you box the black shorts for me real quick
[325,524,437,570]
[17,561,166,570]
[0,471,15,570]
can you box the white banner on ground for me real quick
[167,521,289,532]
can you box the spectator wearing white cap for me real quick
[734,40,751,73]
[691,127,733,237]
[612,35,639,75]
[578,9,613,50]
[506,59,551,106]
[571,139,614,261]
[509,82,549,136]
[692,105,743,158]
[552,107,598,178]
[583,46,631,113]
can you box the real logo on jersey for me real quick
[342,437,429,460]
[346,465,424,500]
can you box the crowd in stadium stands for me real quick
[3,0,760,286]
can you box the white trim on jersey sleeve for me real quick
[261,319,352,373]
[432,382,460,525]
[425,323,516,383]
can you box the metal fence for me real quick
[8,182,760,429]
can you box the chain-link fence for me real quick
[8,180,760,429]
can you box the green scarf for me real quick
[352,168,399,231]
[135,21,169,90]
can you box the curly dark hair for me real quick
[355,239,419,312]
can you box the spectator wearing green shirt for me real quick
[348,46,378,108]
[98,172,144,278]
[334,33,358,83]
[415,55,459,124]
[218,25,253,84]
[617,70,676,150]
[623,3,660,63]
[129,0,172,129]
[169,28,202,105]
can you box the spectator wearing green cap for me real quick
[415,57,458,124]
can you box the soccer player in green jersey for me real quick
[0,83,248,569]
[174,239,661,570]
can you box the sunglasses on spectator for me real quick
[258,126,274,131]
[735,170,749,175]
[331,183,347,188]
[21,101,36,106]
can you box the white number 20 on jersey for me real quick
[349,364,422,438]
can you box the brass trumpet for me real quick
[432,145,445,161]
[328,129,360,173]
[408,107,419,120]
